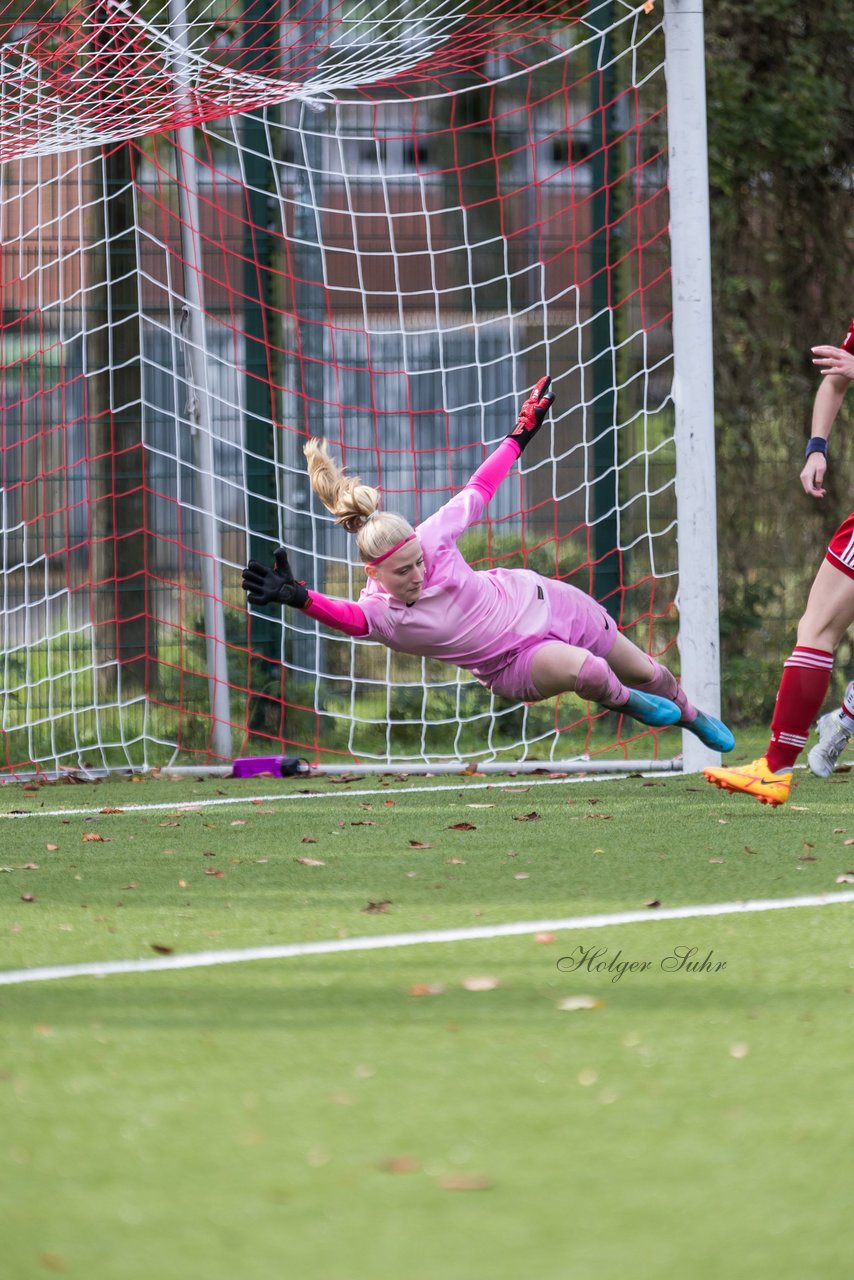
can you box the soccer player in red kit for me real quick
[704,319,854,805]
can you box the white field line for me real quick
[0,772,660,821]
[2,891,852,986]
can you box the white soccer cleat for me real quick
[807,711,851,778]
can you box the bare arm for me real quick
[799,346,854,499]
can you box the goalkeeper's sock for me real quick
[766,646,833,773]
[630,661,697,722]
[574,654,633,708]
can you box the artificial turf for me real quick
[2,743,853,1277]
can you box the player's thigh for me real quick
[797,559,854,649]
[529,642,589,699]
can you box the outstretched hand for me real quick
[812,345,854,381]
[242,547,309,609]
[508,375,555,452]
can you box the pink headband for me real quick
[366,533,417,567]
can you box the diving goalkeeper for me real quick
[242,377,734,748]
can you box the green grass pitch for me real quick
[2,739,853,1278]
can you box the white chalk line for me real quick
[2,891,852,986]
[0,771,662,821]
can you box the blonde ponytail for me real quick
[303,438,414,562]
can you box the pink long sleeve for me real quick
[465,437,521,503]
[303,590,370,637]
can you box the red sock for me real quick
[766,647,833,772]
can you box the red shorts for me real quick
[826,511,854,581]
[843,318,854,355]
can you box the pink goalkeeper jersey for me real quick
[303,439,555,685]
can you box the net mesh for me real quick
[0,0,677,771]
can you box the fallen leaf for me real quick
[729,1042,749,1059]
[100,806,124,814]
[462,976,499,991]
[46,843,59,852]
[295,857,325,867]
[644,899,662,909]
[535,932,555,944]
[513,873,530,880]
[119,883,137,891]
[301,836,317,844]
[835,872,854,884]
[351,820,377,826]
[408,983,445,997]
[82,832,106,843]
[437,1172,493,1191]
[466,804,494,809]
[178,879,189,888]
[20,893,35,903]
[150,943,174,955]
[381,1155,420,1173]
[558,995,604,1012]
[844,839,854,847]
[408,840,433,849]
[448,822,476,831]
[203,868,225,877]
[38,1252,66,1272]
[513,812,541,822]
[361,900,392,913]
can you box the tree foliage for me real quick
[703,0,854,716]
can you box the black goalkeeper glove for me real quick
[508,375,555,452]
[242,548,309,609]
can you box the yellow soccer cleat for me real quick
[702,756,792,807]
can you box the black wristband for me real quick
[805,437,828,458]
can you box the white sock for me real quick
[840,681,854,730]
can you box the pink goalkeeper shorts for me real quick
[482,577,619,702]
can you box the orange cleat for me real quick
[702,756,792,807]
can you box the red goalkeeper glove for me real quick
[508,375,555,452]
[242,548,309,609]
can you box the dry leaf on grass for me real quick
[204,868,225,877]
[644,898,662,909]
[835,872,854,884]
[513,811,541,822]
[150,943,174,955]
[461,975,499,991]
[558,995,604,1012]
[437,1173,493,1191]
[82,832,107,843]
[295,857,325,867]
[408,840,433,849]
[408,983,445,997]
[362,900,392,913]
[448,822,476,831]
[381,1155,420,1174]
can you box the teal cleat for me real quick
[682,710,736,753]
[610,690,682,728]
